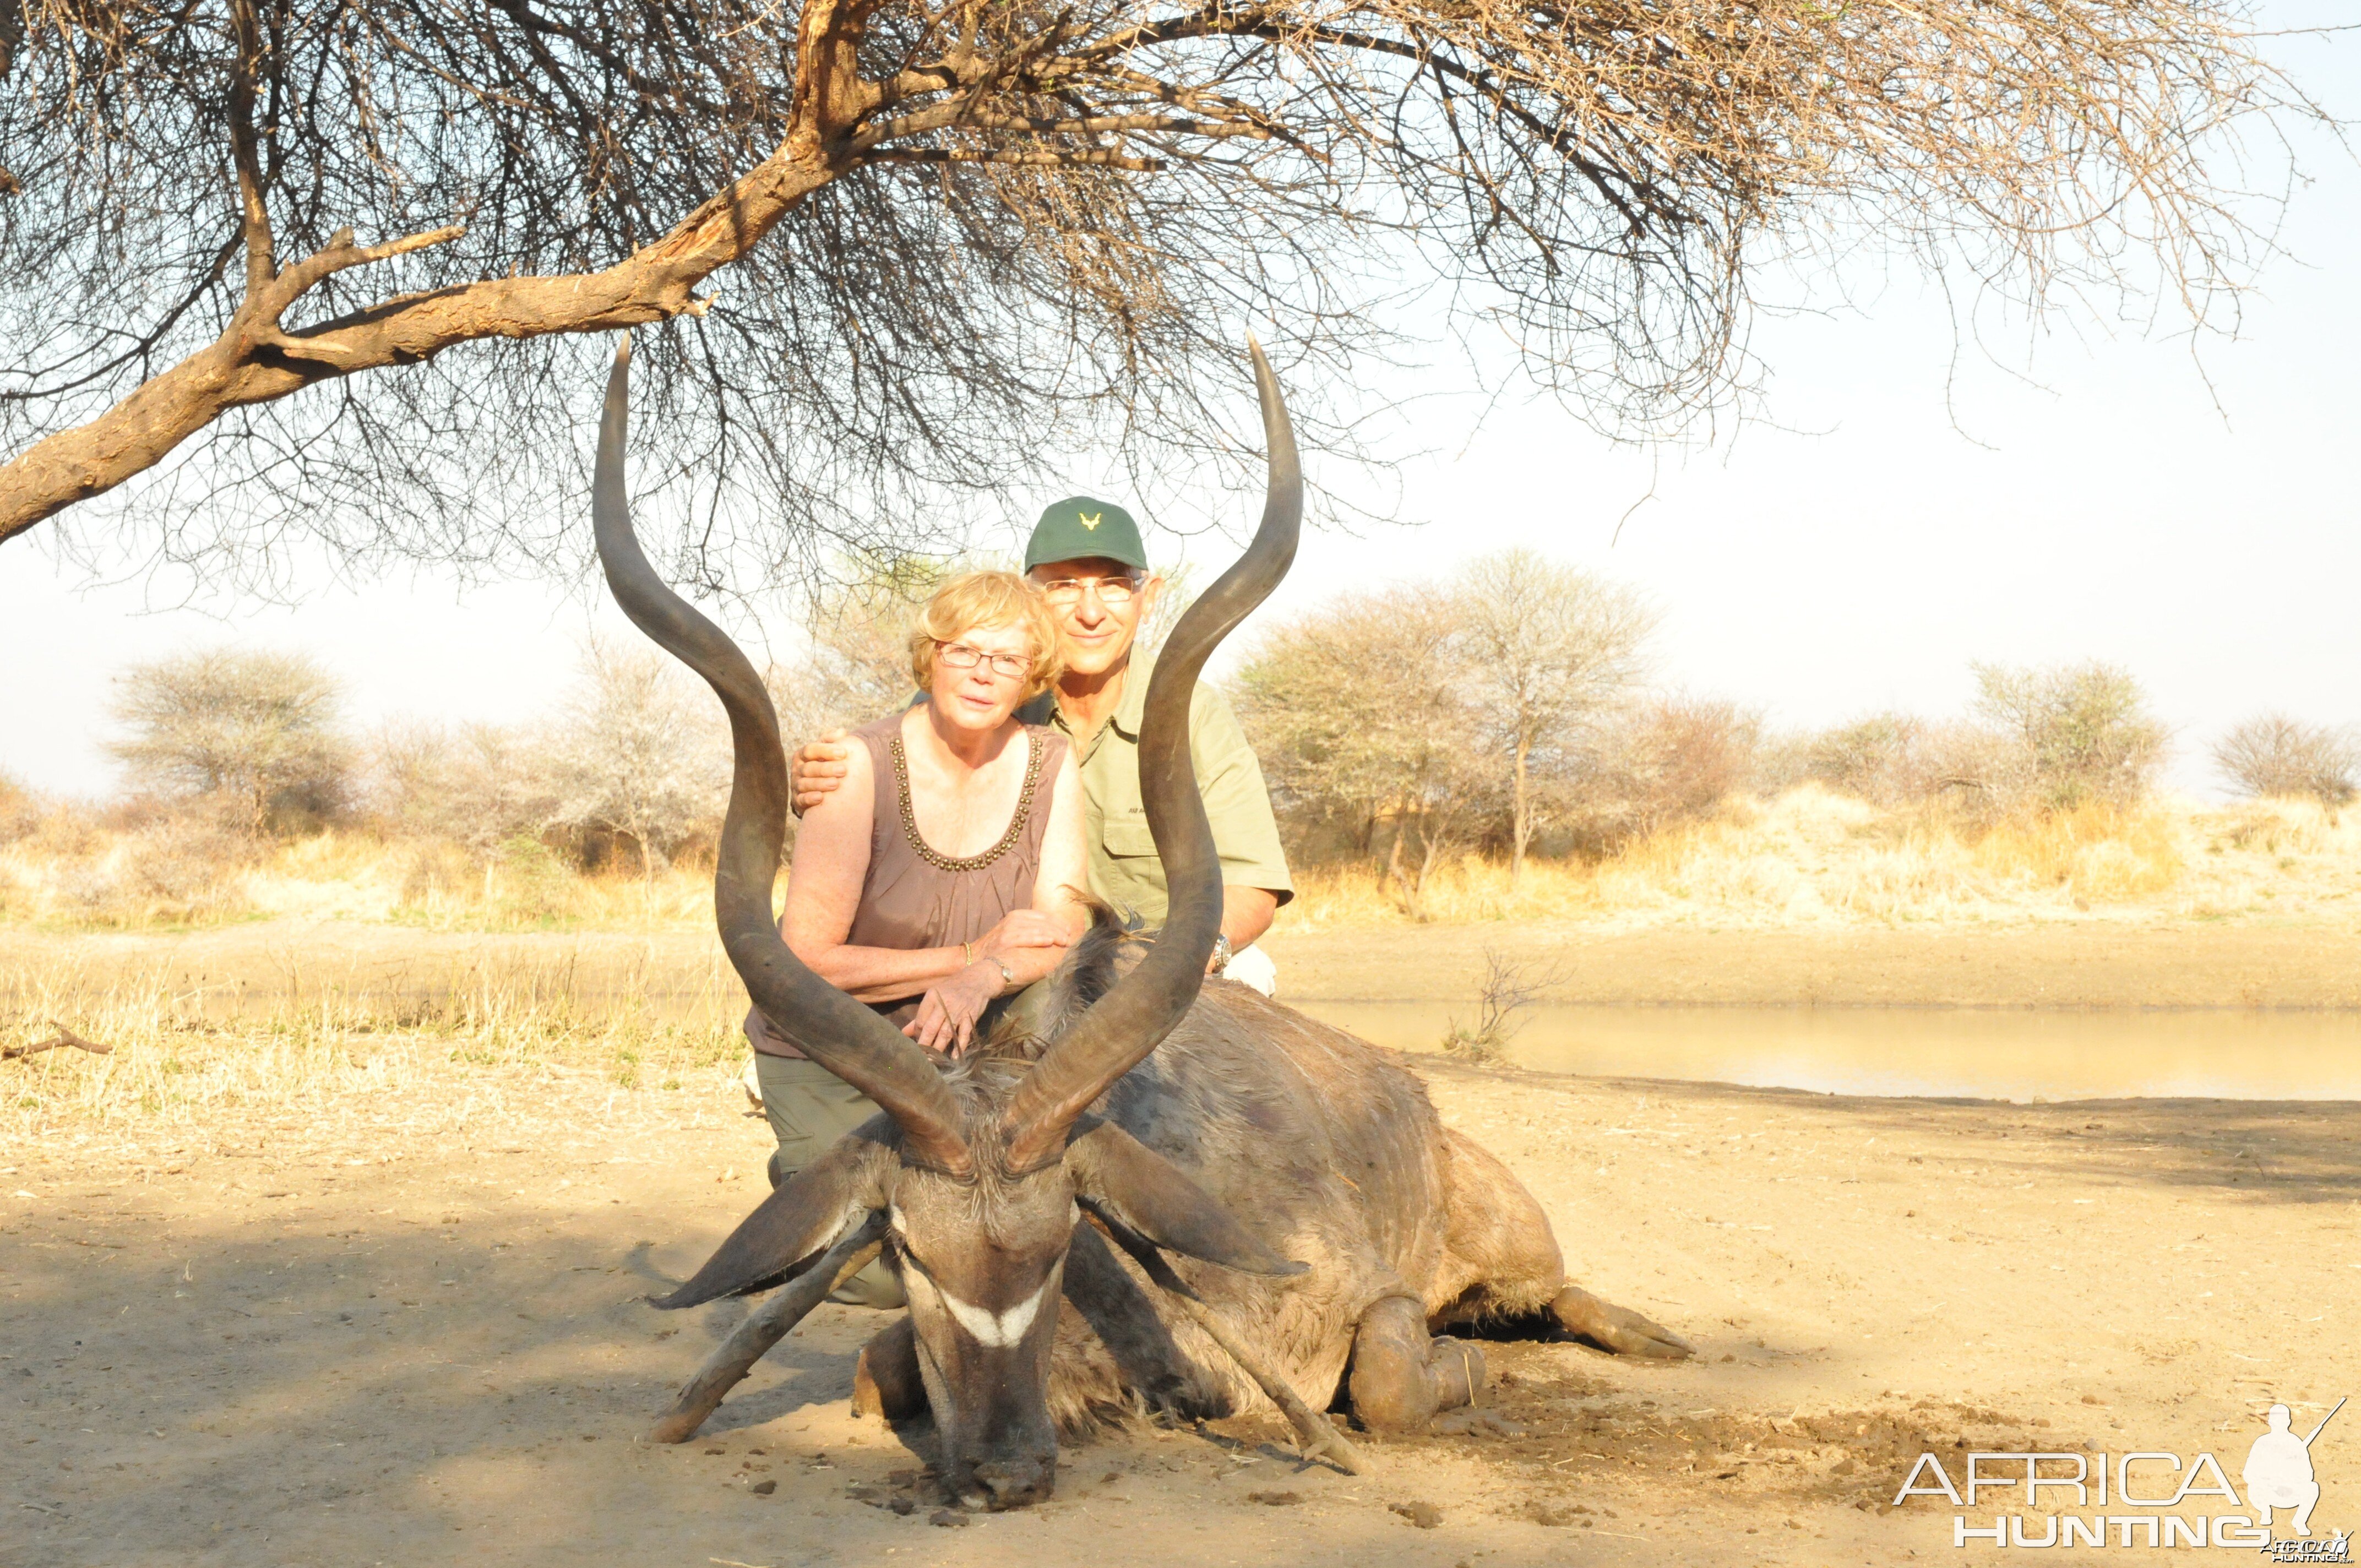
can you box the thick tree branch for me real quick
[0,0,903,549]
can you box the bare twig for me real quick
[4,1023,114,1061]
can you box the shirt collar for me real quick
[1108,645,1156,741]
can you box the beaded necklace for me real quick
[887,729,1046,873]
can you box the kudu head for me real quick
[590,337,1303,1510]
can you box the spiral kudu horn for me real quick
[590,340,972,1176]
[1001,340,1303,1172]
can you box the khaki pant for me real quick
[751,1053,904,1309]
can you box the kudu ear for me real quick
[1066,1120,1306,1277]
[652,1123,894,1310]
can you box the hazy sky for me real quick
[6,20,2357,801]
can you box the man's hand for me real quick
[905,962,1000,1056]
[976,908,1074,962]
[790,731,853,817]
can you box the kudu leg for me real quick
[1347,1294,1487,1434]
[1095,1219,1368,1476]
[646,1213,888,1444]
[1161,1283,1371,1477]
[851,1316,927,1423]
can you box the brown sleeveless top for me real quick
[747,714,1068,1055]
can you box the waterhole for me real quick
[1293,1001,2361,1102]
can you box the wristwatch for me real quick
[1210,934,1233,976]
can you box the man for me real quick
[790,495,1293,984]
[750,496,1292,1304]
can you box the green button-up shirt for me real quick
[1018,647,1292,929]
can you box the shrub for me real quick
[1802,713,1932,806]
[107,647,355,834]
[1968,661,2168,813]
[2212,715,2358,807]
[1569,695,1763,848]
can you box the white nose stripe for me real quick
[938,1278,1051,1349]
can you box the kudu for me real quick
[591,340,1691,1512]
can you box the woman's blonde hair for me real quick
[907,569,1064,700]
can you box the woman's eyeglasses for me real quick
[1038,573,1143,606]
[935,641,1031,680]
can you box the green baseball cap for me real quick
[1025,496,1150,573]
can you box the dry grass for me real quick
[0,950,747,1147]
[7,788,2358,955]
[0,824,720,932]
[1282,787,2361,932]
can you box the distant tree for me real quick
[107,647,352,831]
[1453,550,1653,885]
[367,717,556,851]
[1134,564,1200,661]
[767,558,955,747]
[543,639,726,885]
[2212,715,2358,807]
[1234,584,1498,920]
[1971,661,2169,812]
[1577,695,1763,843]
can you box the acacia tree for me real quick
[0,1,2305,582]
[1455,549,1653,885]
[544,637,728,885]
[1234,584,1499,920]
[107,646,353,830]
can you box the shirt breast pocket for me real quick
[1103,818,1158,859]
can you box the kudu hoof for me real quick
[1552,1285,1694,1360]
[1428,1336,1486,1409]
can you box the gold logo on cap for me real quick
[1079,511,1103,530]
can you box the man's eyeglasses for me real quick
[1038,573,1144,606]
[935,641,1031,680]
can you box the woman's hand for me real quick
[905,961,1002,1056]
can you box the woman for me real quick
[746,570,1089,1204]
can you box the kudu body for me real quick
[590,341,1689,1513]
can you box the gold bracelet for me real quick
[962,941,973,969]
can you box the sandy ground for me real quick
[7,1048,2355,1568]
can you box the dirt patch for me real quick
[6,1054,2357,1566]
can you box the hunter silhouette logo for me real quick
[1892,1395,2347,1554]
[1078,510,1102,529]
[2250,1400,2343,1543]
